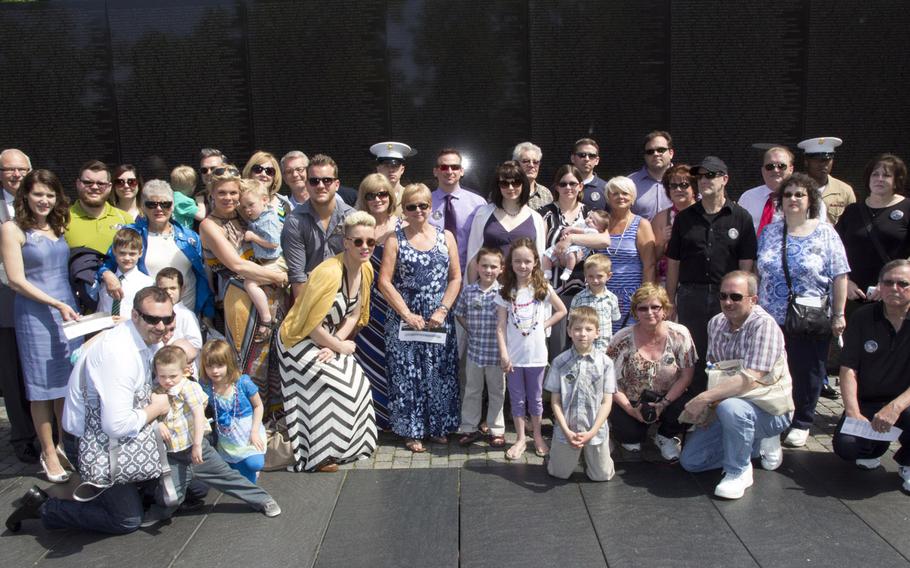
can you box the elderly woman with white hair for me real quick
[99,179,214,318]
[593,176,657,333]
[512,141,552,211]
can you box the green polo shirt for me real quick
[65,202,134,254]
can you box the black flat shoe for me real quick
[820,383,840,400]
[6,485,48,532]
[14,444,40,465]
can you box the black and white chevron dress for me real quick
[277,277,377,472]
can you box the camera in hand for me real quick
[636,389,664,424]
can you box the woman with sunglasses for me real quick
[464,160,545,283]
[353,174,405,430]
[652,164,697,284]
[277,212,378,472]
[109,164,143,219]
[99,180,214,319]
[379,184,461,453]
[538,165,611,356]
[757,173,849,448]
[242,151,292,220]
[607,283,696,461]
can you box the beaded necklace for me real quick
[509,286,541,337]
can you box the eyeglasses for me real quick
[200,167,216,174]
[136,310,176,326]
[697,171,725,179]
[881,278,910,289]
[668,181,691,190]
[636,305,663,313]
[285,166,306,176]
[806,153,834,160]
[365,191,390,201]
[498,179,521,189]
[645,147,669,155]
[574,152,598,159]
[211,167,240,177]
[115,178,138,188]
[520,159,540,166]
[404,202,430,212]
[1,167,30,174]
[307,177,336,186]
[345,237,377,248]
[557,181,580,189]
[251,164,276,177]
[79,179,112,189]
[144,200,173,210]
[782,191,807,199]
[764,162,789,171]
[379,159,403,168]
[718,292,744,302]
[436,164,462,172]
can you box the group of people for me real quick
[1,130,909,535]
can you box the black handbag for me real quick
[781,222,830,338]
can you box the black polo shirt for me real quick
[840,302,910,403]
[582,175,609,212]
[667,200,757,285]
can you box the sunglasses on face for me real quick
[115,178,138,188]
[144,200,173,210]
[668,181,691,190]
[307,177,336,186]
[697,171,725,179]
[365,191,390,201]
[645,147,669,155]
[574,152,598,159]
[404,202,430,212]
[718,292,744,302]
[882,278,910,289]
[251,164,276,177]
[436,164,462,172]
[345,237,377,248]
[557,181,580,189]
[636,305,663,313]
[782,191,807,199]
[498,179,521,189]
[379,159,403,168]
[764,162,789,171]
[136,311,176,326]
[211,167,240,177]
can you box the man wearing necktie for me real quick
[428,148,486,275]
[738,146,795,235]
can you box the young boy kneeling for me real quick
[545,306,616,481]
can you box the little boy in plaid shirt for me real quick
[455,248,507,447]
[570,253,620,352]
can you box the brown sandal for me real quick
[405,439,426,453]
[253,321,274,343]
[458,431,483,446]
[489,435,506,448]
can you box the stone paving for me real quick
[0,379,897,479]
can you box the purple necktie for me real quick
[444,194,457,242]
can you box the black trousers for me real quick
[610,392,693,444]
[675,283,721,394]
[833,401,910,466]
[0,327,35,451]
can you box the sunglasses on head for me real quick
[136,311,176,326]
[307,176,336,186]
[365,191,390,201]
[345,237,377,248]
[645,147,669,155]
[436,164,462,172]
[574,151,598,159]
[668,181,690,190]
[251,164,276,177]
[718,292,744,302]
[404,202,430,212]
[211,167,240,177]
[115,178,138,188]
[764,162,789,171]
[882,278,910,289]
[144,200,173,210]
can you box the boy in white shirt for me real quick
[97,229,154,320]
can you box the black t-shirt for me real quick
[840,302,910,403]
[667,200,757,284]
[835,199,910,290]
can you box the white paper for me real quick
[62,312,117,340]
[398,321,446,344]
[794,296,825,308]
[840,416,903,442]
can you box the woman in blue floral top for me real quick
[756,173,849,449]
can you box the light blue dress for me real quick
[14,230,82,400]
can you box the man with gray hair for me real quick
[281,150,310,209]
[512,142,552,210]
[199,148,227,188]
[0,148,37,463]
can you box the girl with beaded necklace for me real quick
[495,238,567,460]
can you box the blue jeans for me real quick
[680,398,791,476]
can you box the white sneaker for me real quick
[759,435,783,471]
[783,428,810,448]
[856,458,881,470]
[654,434,681,461]
[898,466,910,493]
[620,443,641,452]
[714,463,754,499]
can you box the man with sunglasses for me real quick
[66,160,134,255]
[679,271,791,500]
[429,148,486,273]
[199,148,227,188]
[833,260,910,493]
[666,156,757,393]
[371,141,415,204]
[629,131,675,221]
[798,137,855,225]
[281,154,351,299]
[0,149,38,465]
[570,138,608,211]
[738,146,796,235]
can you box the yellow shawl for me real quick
[279,254,373,346]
